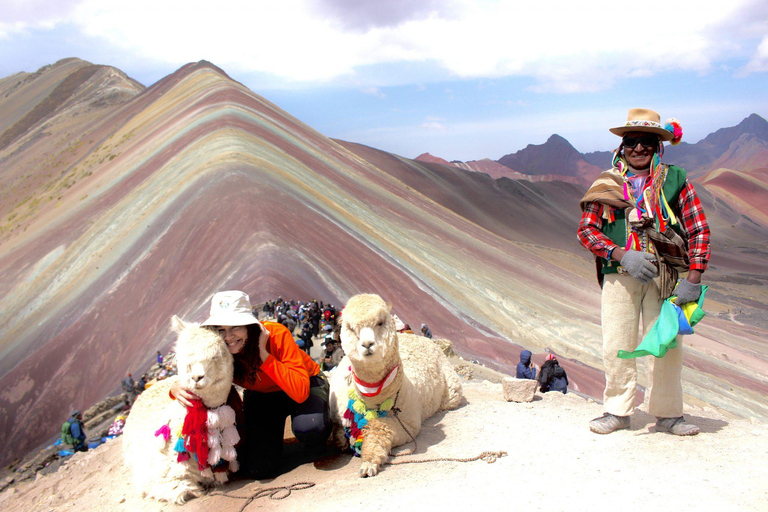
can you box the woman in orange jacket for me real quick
[171,290,331,479]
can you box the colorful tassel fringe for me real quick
[342,388,394,456]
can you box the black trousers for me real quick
[242,375,331,478]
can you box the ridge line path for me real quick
[2,367,765,512]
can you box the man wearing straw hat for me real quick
[577,108,711,436]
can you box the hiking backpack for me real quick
[61,420,74,445]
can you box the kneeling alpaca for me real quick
[122,316,239,504]
[329,294,463,477]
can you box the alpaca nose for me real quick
[191,373,204,383]
[359,327,376,351]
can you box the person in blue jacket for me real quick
[516,350,537,379]
[69,411,88,452]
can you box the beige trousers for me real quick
[601,273,683,418]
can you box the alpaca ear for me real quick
[385,302,392,314]
[170,315,187,334]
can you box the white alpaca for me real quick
[329,294,463,477]
[122,316,239,504]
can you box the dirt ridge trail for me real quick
[1,368,765,512]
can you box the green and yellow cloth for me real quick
[618,285,708,359]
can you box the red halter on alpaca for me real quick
[352,365,400,397]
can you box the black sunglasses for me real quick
[623,134,659,150]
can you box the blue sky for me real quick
[1,0,767,161]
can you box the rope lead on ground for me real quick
[386,450,507,466]
[210,481,315,512]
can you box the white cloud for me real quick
[0,0,80,24]
[361,86,386,98]
[742,35,768,73]
[0,22,20,39]
[421,121,446,131]
[4,0,767,89]
[421,116,447,131]
[308,0,459,30]
[0,0,79,38]
[71,0,363,82]
[627,69,655,79]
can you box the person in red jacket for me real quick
[172,290,331,479]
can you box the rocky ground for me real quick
[0,368,162,493]
[2,332,766,511]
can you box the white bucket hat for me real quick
[201,290,259,327]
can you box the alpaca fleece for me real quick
[329,294,463,477]
[122,316,236,504]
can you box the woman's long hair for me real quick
[235,322,266,385]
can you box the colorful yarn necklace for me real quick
[612,151,676,252]
[342,388,395,456]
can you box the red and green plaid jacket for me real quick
[577,179,711,272]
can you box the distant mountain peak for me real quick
[698,113,768,148]
[739,113,768,136]
[415,153,452,166]
[658,113,768,176]
[546,133,569,144]
[514,133,579,156]
[497,133,594,178]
